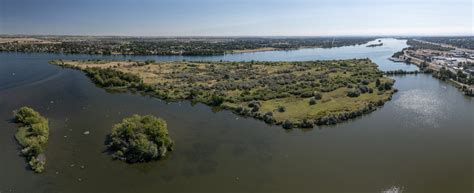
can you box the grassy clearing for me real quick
[260,87,392,123]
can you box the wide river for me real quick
[0,39,472,193]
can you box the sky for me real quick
[0,0,472,36]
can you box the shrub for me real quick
[277,106,286,112]
[300,119,315,128]
[263,112,275,124]
[300,91,314,98]
[358,85,369,93]
[361,79,370,85]
[313,92,322,100]
[384,82,393,90]
[347,89,361,97]
[211,95,225,106]
[282,120,294,129]
[84,67,142,88]
[248,100,261,108]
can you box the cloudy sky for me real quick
[0,0,472,36]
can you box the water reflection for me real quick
[381,186,404,193]
[394,89,449,128]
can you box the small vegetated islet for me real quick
[13,107,49,173]
[106,114,174,163]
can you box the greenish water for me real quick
[0,39,472,193]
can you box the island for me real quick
[106,115,174,163]
[366,43,383,47]
[13,107,49,173]
[51,59,396,128]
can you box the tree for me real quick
[211,95,224,106]
[313,92,322,100]
[107,115,174,163]
[277,106,286,112]
[347,89,361,97]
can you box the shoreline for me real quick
[391,47,474,96]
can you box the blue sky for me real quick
[0,0,472,36]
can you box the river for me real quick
[0,39,472,193]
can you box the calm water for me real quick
[0,39,472,193]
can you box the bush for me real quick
[309,97,317,105]
[384,82,393,90]
[282,120,294,129]
[29,157,45,173]
[277,106,286,112]
[263,112,275,124]
[107,115,174,163]
[14,107,40,124]
[347,89,361,97]
[300,119,315,128]
[84,67,142,88]
[300,91,314,98]
[358,85,369,93]
[211,95,225,106]
[313,92,322,100]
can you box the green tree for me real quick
[107,115,174,163]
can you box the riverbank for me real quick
[391,40,474,96]
[231,47,278,54]
[50,59,396,128]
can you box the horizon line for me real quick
[1,34,473,38]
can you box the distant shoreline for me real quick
[0,36,375,56]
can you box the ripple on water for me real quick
[394,89,449,128]
[381,186,404,193]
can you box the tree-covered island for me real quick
[107,115,174,163]
[13,107,50,173]
[51,59,396,129]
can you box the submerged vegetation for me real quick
[13,107,49,173]
[107,115,174,163]
[51,59,396,128]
